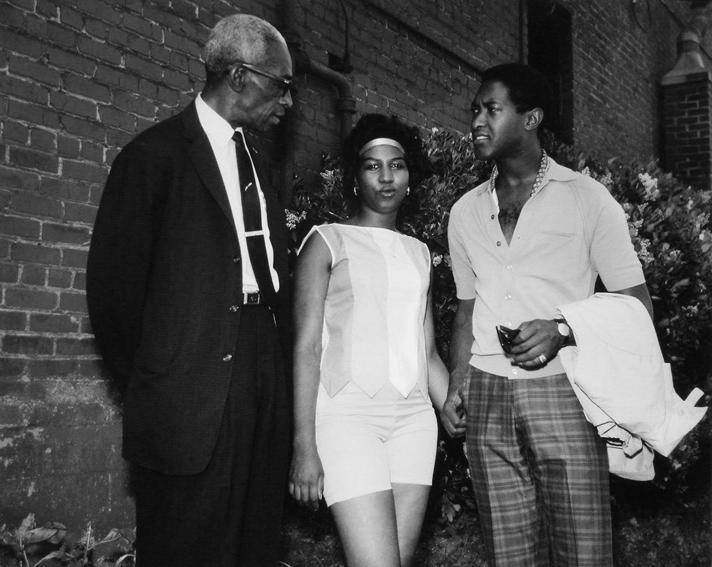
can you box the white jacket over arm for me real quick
[557,293,707,480]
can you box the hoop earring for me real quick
[406,186,410,196]
[353,186,357,197]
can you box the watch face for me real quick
[557,322,571,337]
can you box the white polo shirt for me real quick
[448,158,645,379]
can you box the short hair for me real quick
[480,63,552,116]
[203,14,287,85]
[342,114,430,210]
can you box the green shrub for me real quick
[0,514,135,567]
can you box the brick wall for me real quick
[662,74,712,189]
[0,0,701,531]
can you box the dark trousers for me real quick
[133,305,291,567]
[465,368,612,567]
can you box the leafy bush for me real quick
[0,514,134,567]
[286,126,712,549]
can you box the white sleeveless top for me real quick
[300,223,431,398]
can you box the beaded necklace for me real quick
[489,149,549,197]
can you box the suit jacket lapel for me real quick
[181,103,236,231]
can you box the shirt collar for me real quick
[540,156,578,185]
[475,155,578,197]
[195,93,240,145]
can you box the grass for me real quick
[280,487,711,567]
[280,500,487,567]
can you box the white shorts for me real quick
[315,381,438,506]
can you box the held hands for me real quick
[288,444,324,511]
[505,319,567,369]
[440,376,467,438]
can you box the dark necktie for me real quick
[232,130,275,300]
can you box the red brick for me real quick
[58,5,84,31]
[0,263,20,283]
[0,311,27,331]
[20,264,46,285]
[56,135,81,158]
[40,177,91,202]
[9,147,59,173]
[0,4,28,32]
[42,222,92,246]
[0,75,49,106]
[76,36,122,65]
[55,336,94,355]
[50,92,98,120]
[79,315,92,334]
[58,115,106,142]
[46,47,96,76]
[171,0,198,20]
[94,64,139,91]
[0,215,41,239]
[62,159,108,183]
[76,0,121,25]
[162,68,192,91]
[3,120,29,144]
[79,140,103,162]
[164,29,200,55]
[61,247,87,268]
[72,271,86,290]
[37,0,60,20]
[5,287,59,310]
[0,238,10,260]
[58,290,87,312]
[0,357,26,377]
[46,21,77,48]
[106,128,135,148]
[7,99,61,129]
[11,192,63,219]
[2,334,54,355]
[85,16,110,39]
[10,242,62,265]
[30,129,56,152]
[63,73,111,103]
[113,89,157,117]
[47,267,73,288]
[27,358,77,378]
[63,202,97,224]
[30,313,79,333]
[9,55,62,88]
[97,105,136,132]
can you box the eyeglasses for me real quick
[233,61,293,98]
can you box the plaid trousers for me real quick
[464,368,612,567]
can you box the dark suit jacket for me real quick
[87,102,291,475]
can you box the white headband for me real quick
[358,137,405,156]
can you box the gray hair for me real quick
[203,14,287,81]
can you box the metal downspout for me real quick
[282,0,357,142]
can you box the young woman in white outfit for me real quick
[288,114,453,567]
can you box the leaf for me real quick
[34,549,73,566]
[17,513,36,541]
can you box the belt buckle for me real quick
[243,292,261,305]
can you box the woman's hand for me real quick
[288,444,324,510]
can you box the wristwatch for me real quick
[554,317,571,344]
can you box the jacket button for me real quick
[228,304,240,313]
[232,255,241,263]
[222,353,233,362]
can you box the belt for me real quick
[242,291,262,305]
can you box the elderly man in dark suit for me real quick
[87,13,294,566]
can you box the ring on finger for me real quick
[537,353,547,364]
